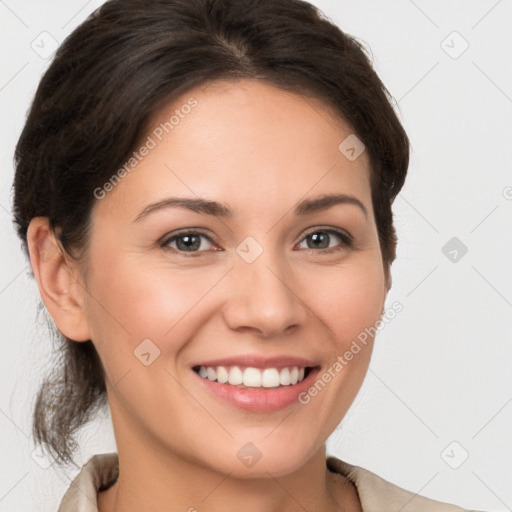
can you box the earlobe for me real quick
[383,260,392,293]
[381,265,392,314]
[26,217,91,342]
[385,270,392,292]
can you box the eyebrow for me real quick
[132,193,368,223]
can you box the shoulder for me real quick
[58,452,485,512]
[57,453,119,512]
[326,455,484,512]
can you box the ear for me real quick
[26,217,91,342]
[380,261,392,315]
[384,237,396,293]
[384,265,392,292]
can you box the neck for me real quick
[98,441,360,512]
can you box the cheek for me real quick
[304,257,385,346]
[98,271,193,336]
[298,258,385,415]
[84,253,225,354]
[82,258,211,409]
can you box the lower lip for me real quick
[193,367,320,412]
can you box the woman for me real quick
[12,0,484,510]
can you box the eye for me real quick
[160,230,216,256]
[160,227,353,257]
[296,228,352,253]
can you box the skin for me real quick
[27,78,392,512]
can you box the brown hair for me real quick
[12,0,409,468]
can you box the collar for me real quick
[58,452,471,512]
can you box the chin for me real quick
[200,437,320,479]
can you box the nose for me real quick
[222,249,308,338]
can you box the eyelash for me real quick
[159,227,353,257]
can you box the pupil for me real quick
[178,234,200,251]
[310,232,328,249]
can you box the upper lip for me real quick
[191,354,319,370]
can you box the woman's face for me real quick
[79,78,388,477]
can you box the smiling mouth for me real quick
[192,364,315,389]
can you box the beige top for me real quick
[57,452,482,512]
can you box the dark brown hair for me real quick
[12,0,409,468]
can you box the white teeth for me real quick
[243,367,261,387]
[196,364,308,387]
[279,367,291,385]
[216,366,229,384]
[228,366,243,385]
[261,368,280,388]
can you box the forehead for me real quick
[93,78,373,223]
[152,78,360,155]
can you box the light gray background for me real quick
[1,1,511,511]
